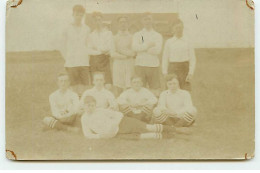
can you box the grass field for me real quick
[5,48,255,160]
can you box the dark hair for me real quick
[165,74,179,83]
[73,5,85,14]
[84,95,96,104]
[92,11,103,18]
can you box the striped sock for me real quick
[146,124,163,132]
[153,113,168,123]
[120,105,132,114]
[43,117,58,129]
[140,133,162,139]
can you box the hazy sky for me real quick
[6,0,254,52]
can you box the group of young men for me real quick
[43,5,197,140]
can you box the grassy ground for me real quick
[5,48,255,160]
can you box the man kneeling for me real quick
[81,95,189,139]
[43,72,80,132]
[153,74,197,127]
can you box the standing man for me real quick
[87,12,115,90]
[162,19,196,91]
[132,12,163,96]
[60,5,91,96]
[112,16,136,96]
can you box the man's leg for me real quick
[135,66,147,86]
[43,116,79,132]
[147,67,161,97]
[78,66,91,96]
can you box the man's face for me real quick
[93,74,105,87]
[131,78,143,91]
[142,15,153,29]
[167,78,179,91]
[118,17,128,31]
[73,11,84,24]
[57,75,70,90]
[94,16,103,27]
[85,102,96,114]
[172,23,184,38]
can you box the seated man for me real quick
[117,75,157,123]
[43,72,80,132]
[153,74,197,127]
[80,72,117,111]
[81,96,189,139]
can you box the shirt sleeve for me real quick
[59,28,67,60]
[117,91,130,105]
[132,33,149,52]
[111,35,128,59]
[157,92,167,109]
[69,93,80,115]
[162,40,170,75]
[176,91,194,115]
[87,33,102,55]
[188,43,196,75]
[81,116,100,139]
[145,89,158,105]
[49,94,62,119]
[107,91,118,109]
[147,34,163,55]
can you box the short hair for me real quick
[117,16,128,22]
[73,5,85,14]
[92,11,103,18]
[165,74,179,83]
[84,95,96,104]
[131,75,143,82]
[92,71,105,79]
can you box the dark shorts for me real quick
[66,66,90,85]
[90,54,112,84]
[168,61,191,91]
[117,116,147,134]
[135,66,160,89]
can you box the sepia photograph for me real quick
[5,0,255,160]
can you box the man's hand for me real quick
[186,74,193,82]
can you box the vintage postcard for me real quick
[5,0,255,160]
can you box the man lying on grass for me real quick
[43,72,80,132]
[81,95,190,139]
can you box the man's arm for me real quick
[162,40,170,75]
[59,29,67,60]
[147,34,163,55]
[81,117,100,139]
[107,91,118,110]
[87,34,102,55]
[188,45,196,76]
[132,33,149,52]
[49,95,63,119]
